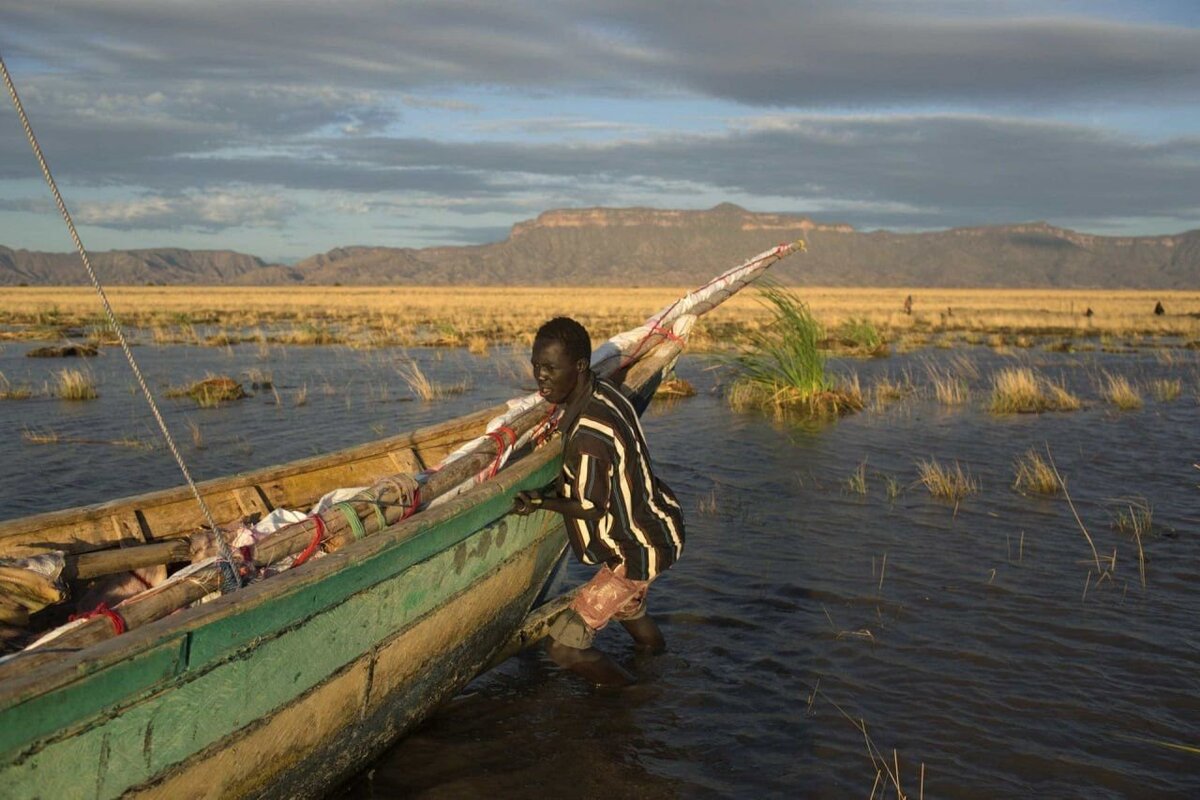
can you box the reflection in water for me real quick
[2,342,1197,798]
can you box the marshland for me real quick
[1,286,1197,798]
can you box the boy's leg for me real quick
[620,614,665,654]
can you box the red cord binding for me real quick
[69,602,127,636]
[290,515,326,569]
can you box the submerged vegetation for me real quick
[54,368,97,400]
[727,284,863,418]
[166,375,248,407]
[988,367,1080,414]
[1012,449,1062,495]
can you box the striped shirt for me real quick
[560,376,685,581]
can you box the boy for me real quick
[513,317,685,686]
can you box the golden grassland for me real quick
[1,286,1199,349]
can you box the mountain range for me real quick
[2,204,1197,287]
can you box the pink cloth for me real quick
[570,563,650,630]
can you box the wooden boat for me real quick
[0,244,802,799]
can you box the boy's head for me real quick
[531,317,591,404]
[534,317,591,363]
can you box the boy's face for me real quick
[531,339,586,404]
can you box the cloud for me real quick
[5,2,1198,108]
[73,189,297,232]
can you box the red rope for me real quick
[290,515,325,569]
[401,485,421,520]
[69,602,127,636]
[484,425,519,477]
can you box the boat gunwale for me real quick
[0,401,507,543]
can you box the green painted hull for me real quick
[0,447,567,799]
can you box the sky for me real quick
[1,1,1198,263]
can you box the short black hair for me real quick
[534,316,591,363]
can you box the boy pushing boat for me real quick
[513,317,685,686]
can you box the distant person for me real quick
[903,294,913,315]
[1154,301,1165,316]
[513,317,685,686]
[1085,307,1094,318]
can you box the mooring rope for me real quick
[0,50,241,594]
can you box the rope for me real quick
[373,474,422,520]
[0,50,240,593]
[290,515,325,569]
[69,602,127,636]
[484,425,518,478]
[333,502,367,541]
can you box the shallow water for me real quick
[2,339,1198,798]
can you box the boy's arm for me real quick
[514,446,612,521]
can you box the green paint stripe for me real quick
[2,506,564,794]
[0,639,187,760]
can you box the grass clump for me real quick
[398,360,469,401]
[1012,449,1061,495]
[916,458,979,504]
[1100,372,1142,410]
[167,375,247,407]
[1149,378,1181,402]
[728,284,862,418]
[54,368,97,400]
[988,367,1080,413]
[845,459,868,495]
[0,371,34,400]
[835,317,886,354]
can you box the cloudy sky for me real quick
[1,1,1198,262]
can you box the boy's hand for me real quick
[512,490,544,515]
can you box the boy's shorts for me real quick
[547,563,651,650]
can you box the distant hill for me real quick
[3,204,1198,287]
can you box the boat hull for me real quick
[1,455,566,800]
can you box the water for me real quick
[2,339,1198,798]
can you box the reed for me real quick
[186,418,204,449]
[835,316,885,353]
[1012,449,1061,495]
[1149,378,1181,402]
[916,458,979,503]
[54,368,97,400]
[397,360,469,401]
[1101,372,1143,410]
[845,459,869,495]
[1114,499,1152,589]
[872,371,915,406]
[728,284,862,417]
[926,364,970,405]
[988,367,1079,413]
[466,335,489,355]
[294,385,309,407]
[0,371,34,400]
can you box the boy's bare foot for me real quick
[545,639,635,687]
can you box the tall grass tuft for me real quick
[0,371,34,400]
[916,458,979,504]
[836,317,884,353]
[1150,378,1182,402]
[1012,448,1061,495]
[1101,372,1142,410]
[728,284,862,417]
[845,459,868,495]
[55,368,97,400]
[988,367,1080,413]
[398,359,469,401]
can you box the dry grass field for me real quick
[1,286,1198,349]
